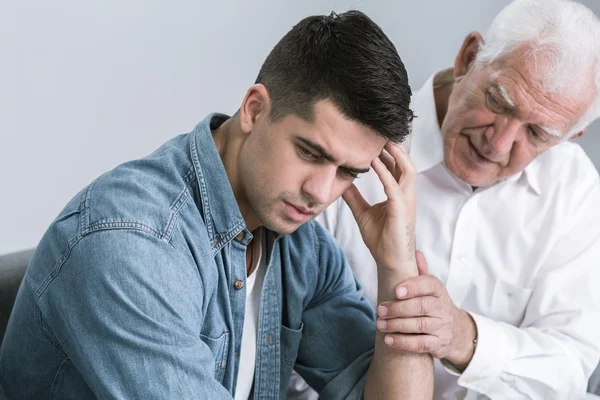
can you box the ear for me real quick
[239,84,271,135]
[570,129,587,140]
[454,32,484,81]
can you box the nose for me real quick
[484,116,521,155]
[301,166,338,206]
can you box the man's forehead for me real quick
[296,124,385,169]
[324,133,386,166]
[485,70,580,137]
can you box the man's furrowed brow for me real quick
[538,125,564,138]
[296,137,371,174]
[490,84,565,138]
[297,137,336,162]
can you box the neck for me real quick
[434,85,452,128]
[432,68,455,129]
[212,115,262,232]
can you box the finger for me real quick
[394,274,443,299]
[378,296,440,319]
[384,143,416,185]
[342,183,371,222]
[371,156,402,202]
[383,333,438,354]
[416,250,428,275]
[377,316,440,335]
[379,149,396,175]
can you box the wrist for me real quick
[376,262,418,303]
[376,258,418,274]
[376,262,418,287]
[446,311,478,365]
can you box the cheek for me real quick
[336,181,355,202]
[451,110,494,134]
[444,96,495,135]
[506,144,541,171]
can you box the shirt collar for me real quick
[520,158,542,195]
[408,68,542,196]
[190,113,247,248]
[407,70,447,174]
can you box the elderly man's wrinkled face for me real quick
[441,36,594,188]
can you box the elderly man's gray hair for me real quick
[476,0,600,138]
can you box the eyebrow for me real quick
[492,84,564,138]
[296,137,371,174]
[497,83,516,108]
[539,126,563,138]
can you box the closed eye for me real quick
[297,145,321,161]
[528,126,549,143]
[487,92,505,112]
[339,168,359,180]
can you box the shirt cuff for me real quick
[442,312,509,391]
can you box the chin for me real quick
[460,169,499,187]
[261,217,301,236]
[447,159,492,187]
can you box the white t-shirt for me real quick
[234,229,267,400]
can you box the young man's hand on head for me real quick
[343,143,418,279]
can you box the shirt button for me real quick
[236,231,245,241]
[234,280,244,290]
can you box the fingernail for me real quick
[377,305,388,316]
[396,287,408,298]
[376,319,387,330]
[384,335,394,345]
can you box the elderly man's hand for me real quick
[375,251,477,365]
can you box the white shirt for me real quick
[317,71,600,399]
[235,230,267,400]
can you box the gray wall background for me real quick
[2,0,599,255]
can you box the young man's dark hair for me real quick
[256,10,413,143]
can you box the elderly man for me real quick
[288,0,600,399]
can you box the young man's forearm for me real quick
[364,261,434,400]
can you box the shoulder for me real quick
[535,141,599,197]
[81,133,196,240]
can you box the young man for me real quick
[0,11,433,399]
[309,0,600,398]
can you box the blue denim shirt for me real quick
[0,114,376,399]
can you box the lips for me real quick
[285,201,316,216]
[282,201,317,224]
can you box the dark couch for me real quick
[0,248,34,344]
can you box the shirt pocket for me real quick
[281,322,304,367]
[280,322,304,392]
[199,331,230,383]
[490,280,533,326]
